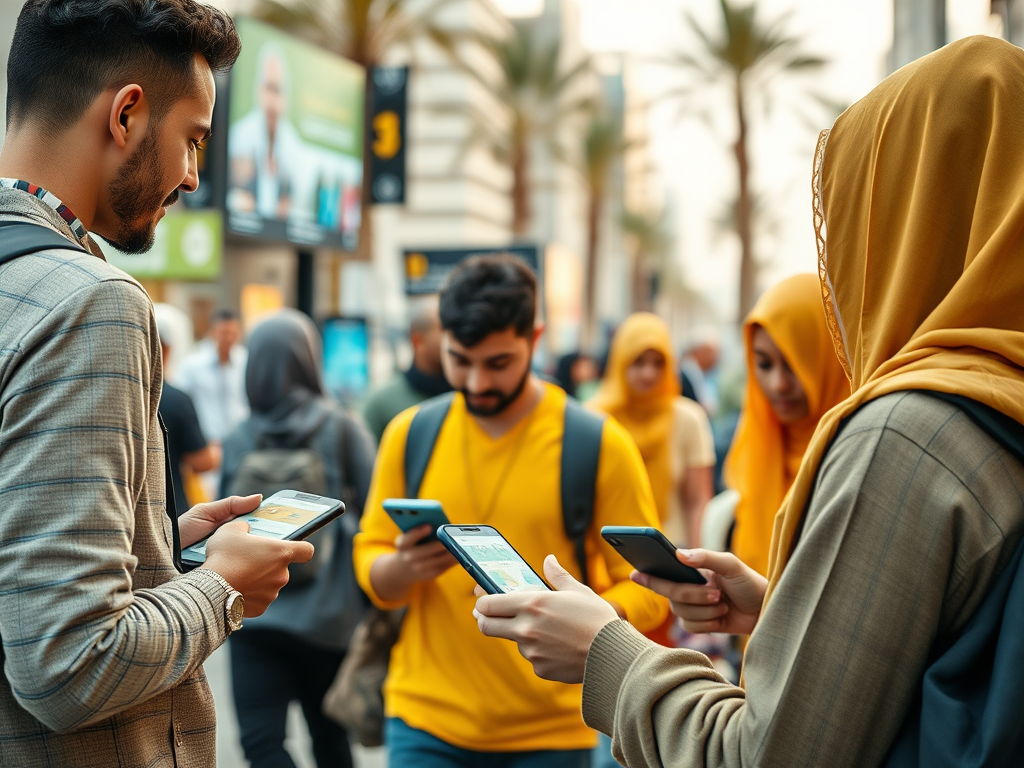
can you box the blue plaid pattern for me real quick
[0,188,228,768]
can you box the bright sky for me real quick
[497,0,999,322]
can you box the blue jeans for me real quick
[385,718,593,768]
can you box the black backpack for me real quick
[403,391,606,584]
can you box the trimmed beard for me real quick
[106,127,174,253]
[461,365,532,417]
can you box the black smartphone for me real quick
[382,499,450,543]
[181,490,345,569]
[601,526,706,584]
[437,524,551,595]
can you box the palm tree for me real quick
[661,0,826,319]
[434,25,593,237]
[253,0,450,260]
[580,109,631,346]
[621,207,671,313]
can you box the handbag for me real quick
[322,606,405,747]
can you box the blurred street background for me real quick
[1,1,1021,765]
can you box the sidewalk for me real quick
[206,644,386,768]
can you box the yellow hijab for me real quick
[764,36,1024,605]
[726,274,849,577]
[590,313,680,521]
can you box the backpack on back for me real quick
[229,428,337,586]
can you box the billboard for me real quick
[226,18,365,250]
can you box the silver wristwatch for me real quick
[200,570,244,633]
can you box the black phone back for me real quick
[604,532,706,584]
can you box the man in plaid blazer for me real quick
[0,2,315,766]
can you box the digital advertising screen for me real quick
[322,316,370,400]
[226,17,365,250]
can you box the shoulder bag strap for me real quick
[561,398,606,586]
[403,392,456,498]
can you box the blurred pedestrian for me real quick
[471,36,1024,767]
[0,3,313,766]
[679,328,721,417]
[362,296,451,443]
[221,310,376,768]
[354,254,667,768]
[553,351,600,401]
[157,313,221,517]
[175,307,250,443]
[591,313,715,548]
[725,273,849,577]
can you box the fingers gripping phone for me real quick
[437,524,551,595]
[383,499,450,543]
[181,490,345,569]
[601,526,707,584]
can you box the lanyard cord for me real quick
[461,407,537,523]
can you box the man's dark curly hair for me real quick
[439,254,538,348]
[7,0,241,132]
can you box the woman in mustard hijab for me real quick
[590,313,716,547]
[725,273,849,577]
[472,36,1024,766]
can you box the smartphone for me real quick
[383,499,450,543]
[437,524,551,595]
[181,490,345,568]
[601,526,707,584]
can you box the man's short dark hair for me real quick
[7,0,241,133]
[211,308,238,324]
[439,254,537,348]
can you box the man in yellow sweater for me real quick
[353,254,668,767]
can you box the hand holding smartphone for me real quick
[182,490,345,569]
[438,524,550,595]
[601,526,707,584]
[383,499,450,543]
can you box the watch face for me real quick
[227,593,245,630]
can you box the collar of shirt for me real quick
[0,179,88,240]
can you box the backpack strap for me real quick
[561,398,606,586]
[404,392,456,498]
[0,221,89,266]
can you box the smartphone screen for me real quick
[182,494,338,564]
[446,528,549,593]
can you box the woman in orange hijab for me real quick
[725,273,849,577]
[590,313,716,547]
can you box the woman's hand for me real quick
[177,494,262,548]
[473,555,620,684]
[631,549,766,635]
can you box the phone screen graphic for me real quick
[449,530,548,593]
[182,496,335,564]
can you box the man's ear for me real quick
[532,321,545,347]
[108,84,148,149]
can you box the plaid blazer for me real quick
[0,189,229,768]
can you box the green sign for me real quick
[104,210,223,280]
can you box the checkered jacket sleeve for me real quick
[0,271,229,733]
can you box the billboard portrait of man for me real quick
[227,42,302,221]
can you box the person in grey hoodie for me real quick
[221,310,376,768]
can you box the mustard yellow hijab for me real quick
[764,36,1024,605]
[590,313,680,521]
[726,274,849,577]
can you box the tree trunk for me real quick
[582,186,602,351]
[357,66,375,262]
[510,137,531,238]
[631,245,649,313]
[734,78,756,322]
